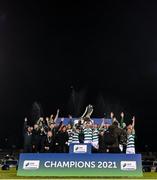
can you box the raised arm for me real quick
[56,117,64,132]
[110,112,114,123]
[99,118,105,129]
[23,118,28,135]
[23,118,28,134]
[49,114,54,123]
[69,115,73,128]
[120,112,124,128]
[132,116,135,128]
[53,109,60,123]
[113,117,117,123]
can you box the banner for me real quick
[17,153,143,177]
[56,118,112,125]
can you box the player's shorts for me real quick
[71,141,79,144]
[84,140,92,144]
[126,147,135,154]
[119,144,123,152]
[92,141,99,149]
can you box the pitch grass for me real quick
[0,168,157,179]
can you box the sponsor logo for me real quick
[73,145,87,153]
[121,161,137,171]
[23,160,40,170]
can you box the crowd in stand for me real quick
[23,106,136,154]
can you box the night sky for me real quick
[0,1,157,151]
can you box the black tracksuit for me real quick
[41,136,55,153]
[32,129,41,152]
[56,131,69,153]
[23,122,33,153]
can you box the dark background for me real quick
[0,0,157,151]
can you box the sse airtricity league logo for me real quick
[23,160,40,170]
[120,161,137,171]
[73,145,87,153]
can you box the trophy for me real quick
[79,104,94,126]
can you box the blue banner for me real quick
[56,118,112,125]
[17,153,143,177]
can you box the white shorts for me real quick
[126,147,135,154]
[72,141,79,144]
[119,144,123,152]
[92,141,99,149]
[84,140,92,144]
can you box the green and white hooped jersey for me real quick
[92,128,99,142]
[67,129,73,144]
[84,128,92,142]
[72,131,79,143]
[127,132,135,149]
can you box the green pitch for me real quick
[0,168,157,179]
